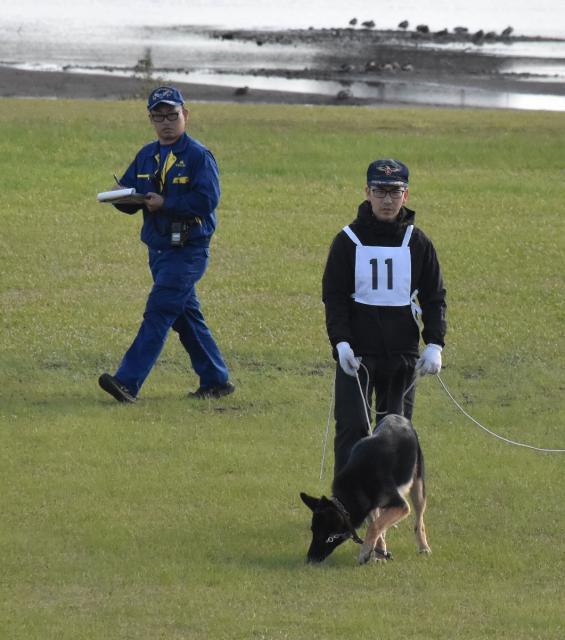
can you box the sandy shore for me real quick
[2,26,564,107]
[0,65,386,106]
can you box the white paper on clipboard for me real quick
[97,188,147,204]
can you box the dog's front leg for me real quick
[375,530,387,559]
[369,510,388,559]
[359,508,381,564]
[359,509,390,564]
[359,502,410,565]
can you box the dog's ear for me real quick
[300,492,321,512]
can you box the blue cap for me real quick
[147,86,185,111]
[367,159,409,187]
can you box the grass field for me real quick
[1,99,564,639]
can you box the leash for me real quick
[320,370,336,481]
[355,365,373,436]
[320,362,416,480]
[319,363,374,480]
[321,366,564,480]
[357,361,418,427]
[435,373,565,453]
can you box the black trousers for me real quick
[333,355,417,476]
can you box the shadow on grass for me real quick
[210,520,360,572]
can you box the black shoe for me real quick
[98,373,137,403]
[189,381,235,399]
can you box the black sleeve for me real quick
[322,232,355,348]
[415,234,447,347]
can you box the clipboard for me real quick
[97,188,147,205]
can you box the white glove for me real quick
[336,341,360,377]
[416,343,442,375]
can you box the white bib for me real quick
[343,225,413,307]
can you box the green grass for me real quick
[1,99,564,639]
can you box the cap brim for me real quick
[148,99,183,110]
[368,180,408,187]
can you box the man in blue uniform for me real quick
[322,159,446,474]
[99,86,234,403]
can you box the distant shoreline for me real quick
[198,26,565,94]
[0,65,396,107]
[1,25,565,109]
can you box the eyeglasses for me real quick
[369,187,406,199]
[149,112,181,123]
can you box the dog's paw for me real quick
[359,547,391,564]
[358,548,373,565]
[418,545,432,555]
[374,547,392,561]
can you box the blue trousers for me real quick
[115,246,229,396]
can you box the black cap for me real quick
[367,159,409,187]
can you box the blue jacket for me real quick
[114,132,220,249]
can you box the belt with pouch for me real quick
[170,217,201,247]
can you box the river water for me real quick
[2,0,565,110]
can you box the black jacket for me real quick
[322,201,447,359]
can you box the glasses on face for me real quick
[149,111,181,123]
[369,187,406,200]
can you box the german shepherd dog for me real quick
[300,414,431,564]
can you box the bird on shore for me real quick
[361,20,376,29]
[398,20,409,30]
[349,18,358,26]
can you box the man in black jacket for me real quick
[322,159,447,474]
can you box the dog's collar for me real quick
[329,496,364,545]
